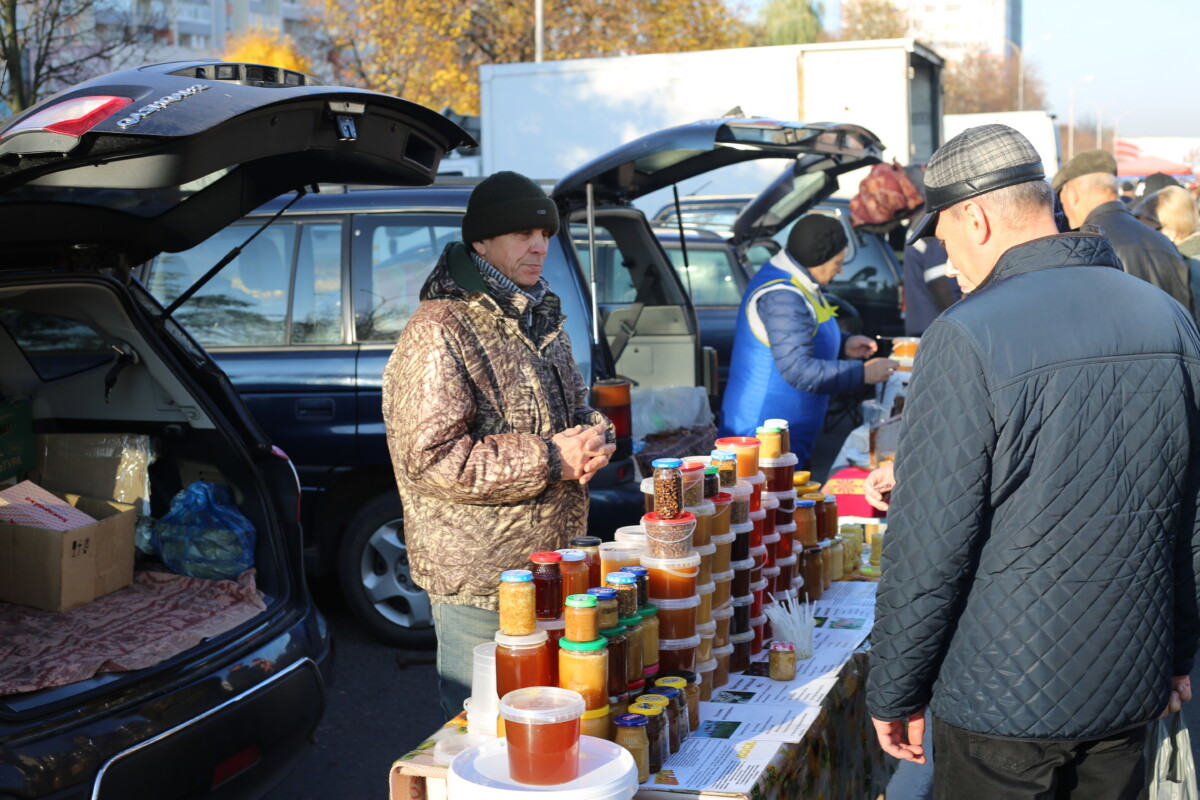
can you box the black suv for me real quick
[0,62,471,798]
[140,116,884,649]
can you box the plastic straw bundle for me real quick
[765,591,814,659]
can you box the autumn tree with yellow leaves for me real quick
[223,25,312,74]
[310,0,753,114]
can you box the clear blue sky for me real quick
[741,0,1200,137]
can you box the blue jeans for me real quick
[431,603,499,722]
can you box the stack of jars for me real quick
[495,568,552,737]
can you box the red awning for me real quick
[1116,154,1193,177]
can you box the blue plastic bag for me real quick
[154,481,256,580]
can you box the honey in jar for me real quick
[557,548,590,602]
[564,593,599,642]
[499,569,536,636]
[529,551,563,621]
[495,630,551,699]
[558,637,609,710]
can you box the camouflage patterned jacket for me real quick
[383,242,611,610]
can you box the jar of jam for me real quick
[600,625,628,697]
[769,641,797,681]
[613,713,651,783]
[499,569,536,636]
[557,548,590,602]
[652,458,684,519]
[711,450,738,488]
[564,593,599,642]
[588,586,620,629]
[569,535,603,588]
[529,551,564,620]
[605,571,639,618]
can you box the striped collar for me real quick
[470,251,548,308]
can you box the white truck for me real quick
[944,110,1061,178]
[478,39,944,207]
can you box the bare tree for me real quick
[0,0,162,114]
[943,52,1047,114]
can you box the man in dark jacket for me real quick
[1055,149,1193,311]
[866,125,1200,799]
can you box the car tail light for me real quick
[1,95,133,139]
[591,378,633,440]
[211,744,261,788]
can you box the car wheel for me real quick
[338,493,436,649]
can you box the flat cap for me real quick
[907,124,1044,244]
[1051,149,1117,192]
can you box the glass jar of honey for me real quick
[494,630,551,700]
[564,593,599,642]
[499,569,536,636]
[588,587,620,629]
[568,535,603,587]
[557,548,590,602]
[558,637,609,711]
[529,551,563,620]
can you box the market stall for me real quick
[388,423,894,799]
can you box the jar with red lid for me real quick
[557,548,590,603]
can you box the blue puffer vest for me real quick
[720,258,841,465]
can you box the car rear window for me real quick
[0,309,113,380]
[147,221,345,347]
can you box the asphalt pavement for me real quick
[261,577,443,800]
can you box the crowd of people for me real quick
[379,127,1200,798]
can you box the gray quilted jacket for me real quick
[867,231,1200,740]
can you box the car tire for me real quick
[338,492,436,650]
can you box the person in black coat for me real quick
[1054,149,1193,311]
[864,125,1200,800]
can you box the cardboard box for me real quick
[0,398,34,483]
[0,493,135,611]
[33,433,152,510]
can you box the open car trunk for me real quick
[0,273,295,711]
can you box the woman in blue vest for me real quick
[719,214,898,467]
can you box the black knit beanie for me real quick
[787,214,849,268]
[462,171,560,244]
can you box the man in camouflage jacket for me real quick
[383,171,614,719]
